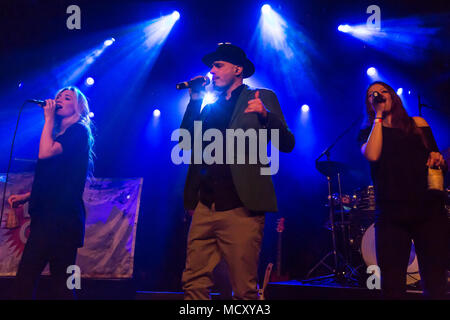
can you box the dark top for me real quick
[198,84,245,211]
[358,124,439,206]
[181,85,295,212]
[29,122,89,247]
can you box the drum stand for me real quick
[304,170,359,284]
[304,118,362,285]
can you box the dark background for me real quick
[0,0,448,291]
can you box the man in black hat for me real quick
[180,43,295,300]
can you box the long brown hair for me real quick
[364,81,429,148]
[365,81,417,134]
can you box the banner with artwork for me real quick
[0,173,143,278]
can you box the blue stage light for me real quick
[172,11,180,21]
[262,4,272,14]
[396,88,403,95]
[201,92,217,109]
[336,16,444,62]
[338,24,352,33]
[85,77,95,86]
[144,12,180,49]
[88,112,95,118]
[367,67,377,76]
[104,38,115,46]
[301,104,310,113]
[153,109,161,117]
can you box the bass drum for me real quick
[361,224,421,285]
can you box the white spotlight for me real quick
[338,24,352,33]
[396,88,403,95]
[301,104,310,112]
[262,4,272,15]
[367,67,377,76]
[85,77,95,86]
[104,38,115,46]
[172,11,180,21]
[153,109,161,117]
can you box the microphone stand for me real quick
[0,101,28,229]
[305,115,363,285]
[418,94,450,116]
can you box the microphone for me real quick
[27,99,46,106]
[176,77,210,90]
[27,99,62,110]
[371,91,386,104]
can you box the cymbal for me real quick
[316,161,348,177]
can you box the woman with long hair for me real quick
[8,86,94,299]
[359,81,448,299]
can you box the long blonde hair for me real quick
[55,86,95,178]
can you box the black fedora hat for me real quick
[202,43,255,78]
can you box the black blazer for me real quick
[180,85,295,212]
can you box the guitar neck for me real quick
[276,232,282,277]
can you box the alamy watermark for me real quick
[366,265,381,290]
[366,5,381,31]
[66,5,81,30]
[171,121,280,175]
[66,265,81,290]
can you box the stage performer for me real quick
[179,43,295,300]
[359,81,448,299]
[8,86,94,299]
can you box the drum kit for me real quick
[306,161,421,286]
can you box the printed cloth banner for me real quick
[0,173,143,278]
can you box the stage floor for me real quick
[1,277,447,300]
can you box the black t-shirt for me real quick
[198,84,245,211]
[29,122,89,247]
[358,124,439,205]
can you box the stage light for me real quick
[301,104,310,112]
[171,11,180,21]
[338,24,352,33]
[88,112,95,118]
[201,92,217,109]
[144,12,180,49]
[258,4,293,59]
[336,16,444,63]
[261,4,272,14]
[367,67,377,76]
[396,88,403,95]
[104,38,115,46]
[153,109,161,117]
[254,2,318,102]
[408,90,411,95]
[85,77,95,86]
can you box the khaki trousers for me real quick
[182,201,265,300]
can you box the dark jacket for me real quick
[180,85,295,212]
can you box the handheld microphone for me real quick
[371,91,386,104]
[27,99,62,110]
[176,77,210,90]
[27,99,46,106]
